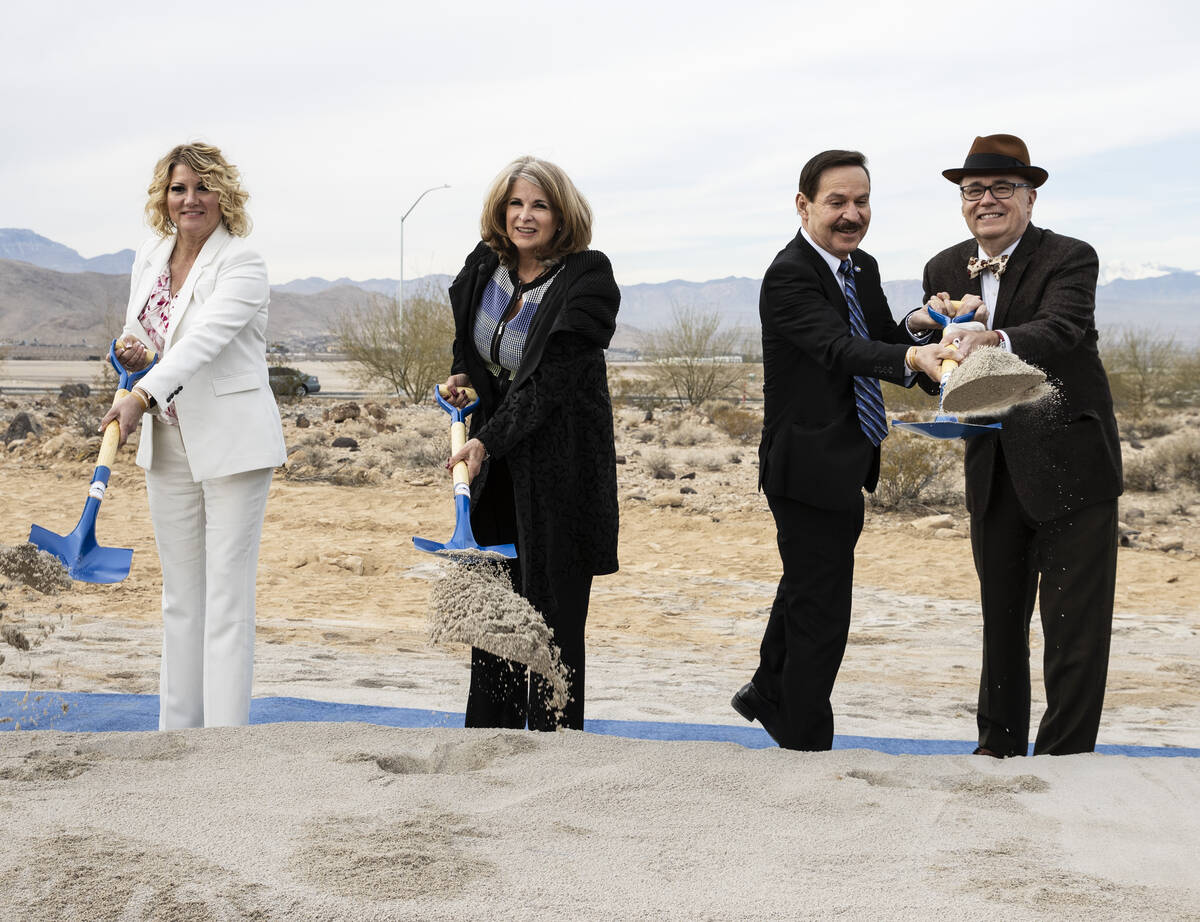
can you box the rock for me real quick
[365,403,387,420]
[296,415,311,429]
[652,493,684,507]
[1130,440,1145,450]
[331,436,359,450]
[328,402,360,423]
[318,553,365,576]
[680,486,697,495]
[1124,507,1145,520]
[680,472,696,480]
[912,513,954,531]
[1158,537,1184,552]
[625,492,647,502]
[730,455,742,464]
[4,412,36,444]
[58,382,91,399]
[933,529,958,540]
[653,470,676,480]
[615,455,626,464]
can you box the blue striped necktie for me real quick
[839,258,888,446]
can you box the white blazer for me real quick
[122,224,287,482]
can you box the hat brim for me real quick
[943,165,1048,188]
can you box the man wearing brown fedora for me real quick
[922,133,1122,757]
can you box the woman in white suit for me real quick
[100,142,286,729]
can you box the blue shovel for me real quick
[412,385,517,561]
[29,339,157,583]
[891,302,1002,441]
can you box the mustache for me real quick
[832,221,863,234]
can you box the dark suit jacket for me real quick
[922,224,1122,522]
[758,231,929,510]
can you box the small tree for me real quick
[639,305,750,407]
[1101,327,1179,421]
[331,281,456,404]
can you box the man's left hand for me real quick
[939,327,1001,360]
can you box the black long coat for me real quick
[449,242,621,620]
[922,225,1122,521]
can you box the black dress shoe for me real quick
[972,746,1003,758]
[731,683,766,723]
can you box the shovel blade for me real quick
[891,419,1002,440]
[412,493,517,561]
[28,521,133,584]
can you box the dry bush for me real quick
[639,306,750,406]
[643,450,675,479]
[707,402,761,443]
[881,380,936,414]
[1158,433,1200,489]
[632,428,656,444]
[1122,449,1166,493]
[331,282,456,404]
[616,408,646,429]
[684,449,726,472]
[1102,328,1181,420]
[373,429,449,469]
[665,420,712,447]
[871,434,962,508]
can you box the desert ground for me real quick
[1,366,1198,920]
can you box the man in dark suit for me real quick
[732,150,946,750]
[922,134,1123,757]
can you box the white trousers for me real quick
[145,422,273,729]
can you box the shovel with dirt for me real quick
[892,302,1046,440]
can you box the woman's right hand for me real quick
[442,373,473,408]
[114,336,152,372]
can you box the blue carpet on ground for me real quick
[1,691,1197,758]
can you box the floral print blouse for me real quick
[137,269,179,425]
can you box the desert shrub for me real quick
[683,449,725,472]
[708,402,761,443]
[374,429,449,469]
[871,434,961,508]
[632,428,656,444]
[643,450,675,479]
[665,420,712,447]
[881,380,936,414]
[1158,433,1200,488]
[1122,449,1166,493]
[1131,416,1173,439]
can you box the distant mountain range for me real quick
[1,229,1198,350]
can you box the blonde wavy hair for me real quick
[480,156,593,267]
[145,142,252,237]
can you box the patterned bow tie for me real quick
[967,254,1009,279]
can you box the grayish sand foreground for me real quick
[1,723,1198,921]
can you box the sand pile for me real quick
[427,559,569,710]
[0,543,71,594]
[942,347,1050,415]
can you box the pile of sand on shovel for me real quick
[427,557,569,711]
[942,346,1052,415]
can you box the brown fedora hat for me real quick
[943,133,1048,187]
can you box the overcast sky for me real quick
[5,0,1198,291]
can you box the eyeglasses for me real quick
[960,182,1034,201]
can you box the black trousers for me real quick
[753,492,864,750]
[971,446,1117,756]
[463,458,593,731]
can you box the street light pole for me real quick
[399,183,451,314]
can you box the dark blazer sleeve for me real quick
[762,253,910,384]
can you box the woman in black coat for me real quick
[443,155,620,731]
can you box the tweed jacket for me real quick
[449,242,621,617]
[758,230,932,510]
[122,224,286,481]
[922,224,1122,521]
